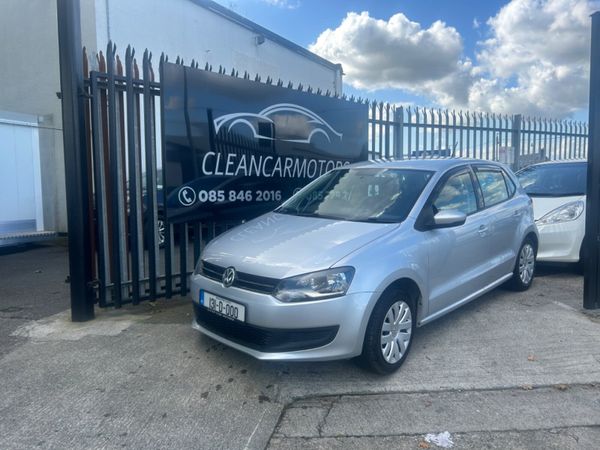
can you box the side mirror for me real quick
[433,209,467,228]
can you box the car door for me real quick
[473,165,520,279]
[422,167,491,316]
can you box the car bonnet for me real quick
[200,212,399,280]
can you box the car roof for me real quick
[524,159,587,168]
[344,158,505,172]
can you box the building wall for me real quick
[90,0,341,93]
[3,1,57,231]
[0,0,342,233]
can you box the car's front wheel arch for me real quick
[525,232,538,254]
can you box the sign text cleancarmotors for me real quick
[161,63,368,222]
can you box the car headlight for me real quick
[193,259,203,275]
[274,267,355,302]
[537,201,584,225]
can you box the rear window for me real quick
[516,163,587,197]
[476,169,509,207]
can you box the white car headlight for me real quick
[537,200,584,225]
[274,267,355,302]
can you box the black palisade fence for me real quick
[82,42,588,308]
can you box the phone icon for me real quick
[178,187,196,207]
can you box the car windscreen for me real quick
[275,168,434,223]
[516,163,587,197]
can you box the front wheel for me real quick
[508,238,536,291]
[358,290,416,375]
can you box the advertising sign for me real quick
[162,63,368,222]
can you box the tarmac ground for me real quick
[1,241,599,449]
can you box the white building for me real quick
[0,0,343,238]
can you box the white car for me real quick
[516,161,587,264]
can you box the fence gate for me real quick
[78,42,590,313]
[82,45,244,309]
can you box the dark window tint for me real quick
[433,172,478,215]
[476,169,509,207]
[516,163,587,197]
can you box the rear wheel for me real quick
[508,238,536,291]
[358,290,416,375]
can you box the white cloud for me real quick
[309,12,465,90]
[479,0,591,78]
[472,0,596,116]
[310,0,598,118]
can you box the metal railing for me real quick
[369,102,588,169]
[82,42,589,309]
[368,103,588,168]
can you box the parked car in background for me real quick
[516,161,586,265]
[410,148,453,158]
[190,159,537,374]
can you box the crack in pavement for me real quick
[269,383,600,442]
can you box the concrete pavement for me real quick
[270,385,600,449]
[1,243,600,449]
[0,241,70,358]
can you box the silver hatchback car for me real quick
[190,159,538,374]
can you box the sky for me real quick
[213,0,598,120]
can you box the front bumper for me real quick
[190,273,375,361]
[536,217,585,263]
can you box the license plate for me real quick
[200,290,246,322]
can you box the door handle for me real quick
[478,224,488,236]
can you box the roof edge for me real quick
[191,0,341,72]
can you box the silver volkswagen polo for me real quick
[190,159,537,374]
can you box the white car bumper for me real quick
[536,216,585,263]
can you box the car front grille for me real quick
[193,304,339,352]
[200,261,279,295]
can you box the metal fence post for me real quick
[394,107,404,158]
[584,11,600,310]
[57,0,95,321]
[511,114,522,171]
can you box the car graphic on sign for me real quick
[213,103,343,145]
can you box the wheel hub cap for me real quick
[519,243,535,285]
[380,301,412,364]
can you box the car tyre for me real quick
[508,238,536,291]
[358,290,416,375]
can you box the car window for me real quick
[516,163,587,196]
[433,172,478,215]
[476,169,509,207]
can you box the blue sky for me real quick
[222,0,505,57]
[215,0,594,120]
